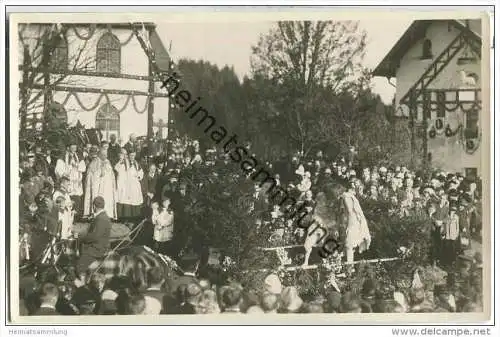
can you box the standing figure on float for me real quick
[341,178,371,268]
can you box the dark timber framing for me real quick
[22,83,170,98]
[18,66,159,82]
[147,27,155,139]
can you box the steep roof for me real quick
[149,29,171,72]
[372,19,482,78]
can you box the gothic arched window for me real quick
[96,33,121,73]
[49,36,68,71]
[96,103,120,140]
[421,39,433,60]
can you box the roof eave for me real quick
[371,20,432,78]
[371,19,481,79]
[372,65,396,78]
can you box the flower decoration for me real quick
[222,256,236,272]
[158,253,180,271]
[275,247,292,266]
[397,245,412,259]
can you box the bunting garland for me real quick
[59,91,150,114]
[71,25,97,41]
[425,114,480,154]
[444,124,462,137]
[427,120,462,139]
[71,25,136,46]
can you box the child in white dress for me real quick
[151,197,175,256]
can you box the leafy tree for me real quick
[170,59,245,145]
[249,21,370,156]
[18,23,94,136]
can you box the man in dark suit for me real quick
[77,196,112,281]
[167,254,200,298]
[123,134,136,154]
[32,283,60,316]
[107,134,121,167]
[141,163,158,209]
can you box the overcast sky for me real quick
[156,19,412,104]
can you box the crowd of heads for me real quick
[21,252,483,316]
[18,133,484,316]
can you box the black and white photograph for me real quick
[7,9,492,324]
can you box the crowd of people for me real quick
[20,254,483,315]
[18,131,483,315]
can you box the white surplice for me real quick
[62,151,86,196]
[83,157,117,219]
[115,160,144,206]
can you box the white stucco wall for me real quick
[395,21,463,106]
[19,24,169,143]
[391,20,483,174]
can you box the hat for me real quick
[325,168,332,174]
[27,152,35,158]
[264,274,282,295]
[295,165,305,176]
[246,305,265,314]
[101,289,119,301]
[430,178,440,186]
[423,186,435,195]
[89,145,99,155]
[379,166,387,173]
[185,283,202,300]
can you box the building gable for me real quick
[19,22,173,139]
[373,20,481,117]
[371,19,483,174]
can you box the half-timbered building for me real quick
[373,19,482,176]
[18,22,172,143]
